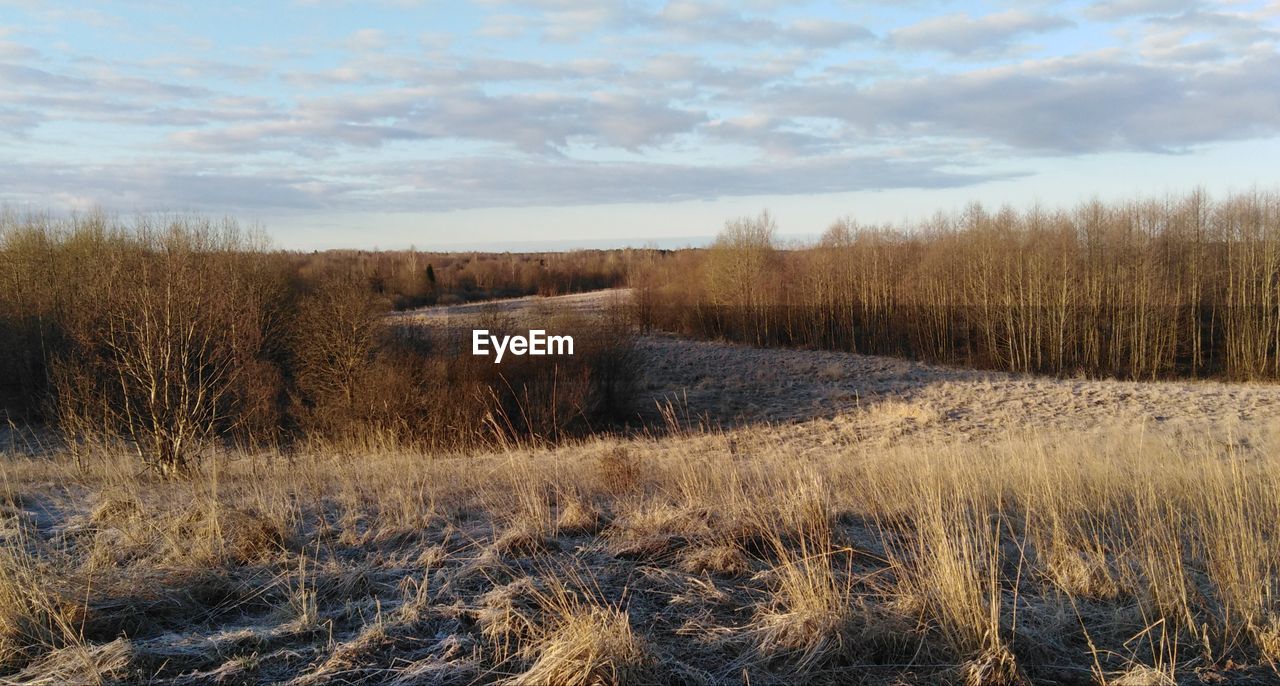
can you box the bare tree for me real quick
[642,190,1280,381]
[705,211,779,345]
[93,222,253,475]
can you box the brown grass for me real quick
[2,399,1280,683]
[508,573,657,686]
[0,543,87,671]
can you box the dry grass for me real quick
[507,572,657,686]
[2,413,1280,683]
[748,529,858,670]
[555,492,603,535]
[678,544,749,577]
[0,542,88,672]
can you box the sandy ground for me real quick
[403,289,1280,446]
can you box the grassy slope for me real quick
[4,292,1280,685]
[3,416,1280,684]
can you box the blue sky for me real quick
[1,0,1278,249]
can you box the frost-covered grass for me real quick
[3,411,1279,684]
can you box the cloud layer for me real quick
[0,1,1277,216]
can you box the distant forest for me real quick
[290,247,638,310]
[633,190,1280,381]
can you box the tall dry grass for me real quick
[2,420,1280,682]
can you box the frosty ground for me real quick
[3,290,1279,685]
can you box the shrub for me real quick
[1,213,645,470]
[7,216,290,476]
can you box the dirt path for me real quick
[390,289,630,324]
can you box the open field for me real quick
[393,290,633,322]
[7,1,1280,682]
[5,290,1280,684]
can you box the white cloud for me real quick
[168,85,707,154]
[345,28,393,51]
[0,0,1277,218]
[889,10,1074,56]
[777,51,1280,153]
[1082,0,1201,20]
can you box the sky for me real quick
[1,0,1279,250]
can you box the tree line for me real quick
[634,190,1280,380]
[0,213,637,476]
[288,246,634,311]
